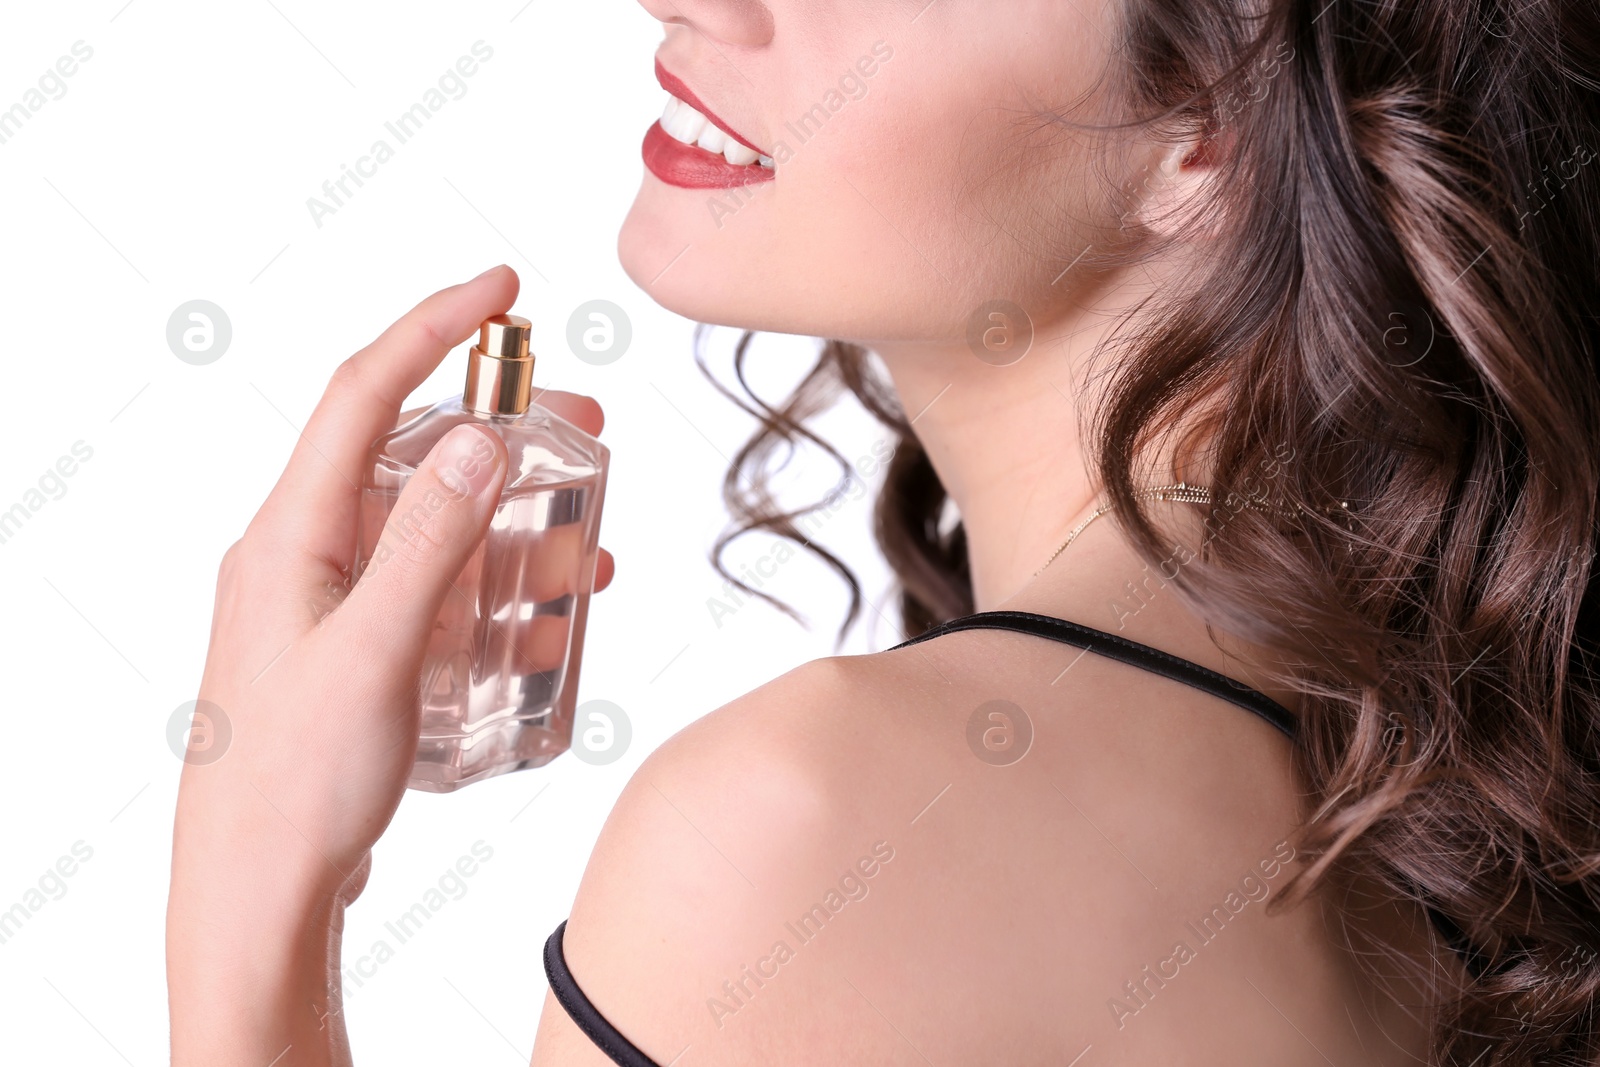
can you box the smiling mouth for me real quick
[643,60,775,190]
[657,95,774,169]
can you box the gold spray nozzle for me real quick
[464,313,534,416]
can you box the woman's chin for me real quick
[616,180,952,343]
[618,192,777,333]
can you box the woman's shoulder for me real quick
[547,639,1429,1066]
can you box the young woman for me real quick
[167,0,1600,1063]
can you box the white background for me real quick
[0,2,894,1062]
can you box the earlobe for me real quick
[1131,132,1226,241]
[1180,137,1214,169]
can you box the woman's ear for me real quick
[1126,125,1229,240]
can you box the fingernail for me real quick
[434,425,503,498]
[472,263,508,282]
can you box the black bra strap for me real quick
[544,920,663,1067]
[891,610,1298,740]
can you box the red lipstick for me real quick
[644,60,775,191]
[642,125,774,190]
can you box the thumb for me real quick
[341,423,506,663]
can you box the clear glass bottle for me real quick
[355,314,609,792]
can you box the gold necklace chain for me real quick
[1032,484,1345,578]
[1032,482,1240,578]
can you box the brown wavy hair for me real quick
[700,0,1600,1061]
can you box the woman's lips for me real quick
[642,123,775,189]
[644,59,775,191]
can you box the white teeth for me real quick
[696,123,728,155]
[722,140,758,166]
[659,93,766,167]
[662,97,707,144]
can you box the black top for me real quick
[542,610,1477,1065]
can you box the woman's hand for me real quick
[167,264,611,1065]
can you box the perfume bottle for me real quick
[356,314,609,792]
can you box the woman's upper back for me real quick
[535,614,1444,1066]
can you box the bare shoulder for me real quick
[535,635,1433,1066]
[539,654,915,1065]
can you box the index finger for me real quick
[257,264,520,565]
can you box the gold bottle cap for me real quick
[463,313,535,416]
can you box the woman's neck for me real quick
[870,298,1130,611]
[868,277,1304,714]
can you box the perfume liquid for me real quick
[356,314,609,792]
